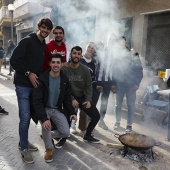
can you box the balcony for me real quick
[0,6,11,27]
[13,0,45,19]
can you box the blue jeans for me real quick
[15,86,32,150]
[115,84,136,126]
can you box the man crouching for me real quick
[33,54,77,163]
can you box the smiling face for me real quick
[53,29,64,43]
[49,57,62,74]
[86,43,96,55]
[70,49,82,64]
[38,24,52,39]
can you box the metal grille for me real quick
[146,13,170,70]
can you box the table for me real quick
[157,90,170,141]
[157,89,170,96]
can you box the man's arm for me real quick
[10,38,29,73]
[42,46,51,70]
[63,79,77,116]
[32,81,48,124]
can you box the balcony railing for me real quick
[14,0,40,9]
[0,6,10,21]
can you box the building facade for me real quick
[49,0,170,71]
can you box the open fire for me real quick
[120,146,154,162]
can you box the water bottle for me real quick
[71,118,75,128]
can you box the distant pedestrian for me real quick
[33,54,77,163]
[10,18,53,164]
[0,42,5,73]
[6,40,16,76]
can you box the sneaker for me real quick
[83,135,100,144]
[54,138,67,149]
[44,149,53,163]
[114,122,120,130]
[18,142,38,151]
[20,149,34,164]
[70,126,77,134]
[98,121,108,130]
[125,125,132,133]
[0,108,9,115]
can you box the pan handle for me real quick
[155,141,161,146]
[114,134,120,138]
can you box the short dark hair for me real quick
[71,46,82,53]
[53,26,64,34]
[50,53,62,62]
[38,18,53,30]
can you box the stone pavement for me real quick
[0,66,170,170]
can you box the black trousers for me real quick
[99,82,112,120]
[76,96,100,136]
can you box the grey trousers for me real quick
[41,108,70,149]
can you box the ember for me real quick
[120,147,155,163]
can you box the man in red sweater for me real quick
[43,26,67,70]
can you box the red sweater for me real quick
[43,39,67,70]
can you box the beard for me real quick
[55,37,63,43]
[71,56,80,64]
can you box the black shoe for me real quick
[54,138,67,149]
[83,135,100,144]
[8,73,12,76]
[0,108,9,115]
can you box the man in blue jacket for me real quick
[33,54,77,163]
[10,18,53,164]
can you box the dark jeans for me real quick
[99,82,112,120]
[76,96,100,136]
[92,88,100,106]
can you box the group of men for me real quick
[10,17,143,164]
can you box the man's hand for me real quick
[96,85,103,92]
[28,72,39,88]
[133,85,139,91]
[72,99,79,108]
[111,85,116,93]
[42,120,51,130]
[70,115,77,123]
[85,101,91,109]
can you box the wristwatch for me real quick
[25,71,30,76]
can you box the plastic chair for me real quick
[146,85,169,125]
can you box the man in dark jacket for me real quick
[10,18,53,164]
[113,36,143,132]
[33,54,77,163]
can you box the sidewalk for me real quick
[0,66,170,170]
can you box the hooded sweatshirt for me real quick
[10,33,46,87]
[43,39,67,70]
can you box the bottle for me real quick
[71,118,75,128]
